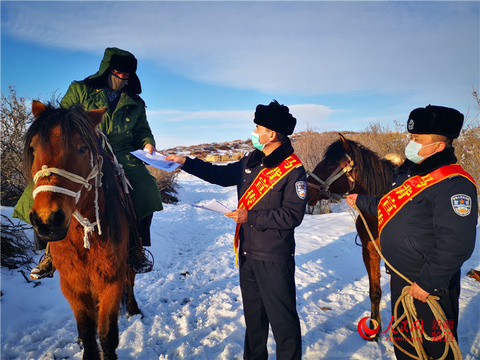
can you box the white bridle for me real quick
[32,155,103,249]
[307,153,356,201]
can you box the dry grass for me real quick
[147,166,181,204]
[1,215,35,270]
[1,86,32,206]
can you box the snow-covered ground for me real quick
[1,172,479,359]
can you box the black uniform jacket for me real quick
[357,147,477,294]
[182,139,307,262]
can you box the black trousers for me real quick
[239,256,302,360]
[134,213,153,247]
[389,272,460,360]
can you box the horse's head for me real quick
[26,101,107,241]
[306,133,359,206]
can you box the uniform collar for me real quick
[246,138,294,169]
[398,146,457,176]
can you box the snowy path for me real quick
[1,172,479,359]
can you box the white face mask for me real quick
[107,73,128,92]
[404,140,440,164]
[251,131,272,151]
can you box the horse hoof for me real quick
[127,308,143,318]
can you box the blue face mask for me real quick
[251,131,272,151]
[404,140,439,164]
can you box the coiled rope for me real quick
[353,204,463,360]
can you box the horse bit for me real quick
[307,153,356,201]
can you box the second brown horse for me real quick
[306,133,399,341]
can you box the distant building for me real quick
[205,153,244,162]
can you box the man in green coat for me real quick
[14,47,163,277]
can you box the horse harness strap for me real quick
[99,131,143,249]
[33,161,101,202]
[72,211,98,249]
[32,155,104,249]
[307,153,355,198]
[99,131,132,194]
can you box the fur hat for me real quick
[85,47,142,94]
[407,105,464,139]
[109,53,137,74]
[254,100,297,136]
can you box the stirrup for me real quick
[128,247,154,274]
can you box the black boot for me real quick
[30,248,55,279]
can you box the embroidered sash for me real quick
[233,154,302,266]
[378,164,475,236]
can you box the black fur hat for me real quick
[407,105,464,139]
[254,100,297,136]
[110,54,137,74]
[84,47,142,95]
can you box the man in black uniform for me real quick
[347,105,477,359]
[167,100,306,360]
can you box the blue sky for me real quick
[2,1,479,149]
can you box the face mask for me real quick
[404,140,439,164]
[251,131,272,151]
[107,73,128,92]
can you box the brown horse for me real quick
[306,133,398,341]
[25,101,140,359]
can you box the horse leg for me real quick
[99,312,119,360]
[67,291,100,359]
[97,283,124,360]
[363,240,382,340]
[356,216,382,341]
[76,310,101,360]
[124,269,141,317]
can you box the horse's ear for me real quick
[338,133,351,153]
[32,100,47,119]
[86,108,107,127]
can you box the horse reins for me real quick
[353,204,463,360]
[32,155,104,249]
[307,153,356,201]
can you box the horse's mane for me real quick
[24,103,126,241]
[24,105,96,171]
[323,139,397,197]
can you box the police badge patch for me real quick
[407,118,414,131]
[451,194,472,217]
[295,181,307,199]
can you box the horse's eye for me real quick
[79,146,89,154]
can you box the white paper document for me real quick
[130,149,181,172]
[192,199,233,214]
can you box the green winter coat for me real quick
[13,48,162,224]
